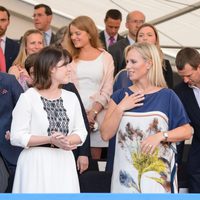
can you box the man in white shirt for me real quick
[0,6,20,71]
[99,9,124,50]
[174,47,200,193]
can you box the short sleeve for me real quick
[168,90,190,130]
[111,88,129,105]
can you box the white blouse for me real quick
[10,88,87,148]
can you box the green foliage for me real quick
[131,149,167,192]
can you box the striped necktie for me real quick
[44,32,48,46]
[0,38,6,72]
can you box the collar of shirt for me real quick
[127,35,135,45]
[0,35,6,53]
[104,31,117,48]
[189,85,200,108]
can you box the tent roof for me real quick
[2,0,200,59]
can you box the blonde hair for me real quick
[13,29,44,68]
[66,16,102,59]
[125,42,167,88]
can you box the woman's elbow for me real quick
[10,134,18,146]
[100,127,109,142]
[184,125,193,140]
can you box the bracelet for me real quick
[92,109,98,115]
[49,135,52,144]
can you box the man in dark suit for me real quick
[0,72,23,192]
[174,47,200,193]
[108,10,145,76]
[33,4,55,46]
[0,6,20,72]
[99,9,124,50]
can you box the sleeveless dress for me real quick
[77,53,107,147]
[111,88,190,193]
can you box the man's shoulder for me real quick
[99,31,105,40]
[0,72,15,82]
[6,37,20,45]
[174,82,191,98]
[109,38,129,52]
[117,34,124,41]
[174,82,188,91]
[99,31,104,36]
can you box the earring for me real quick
[147,65,151,69]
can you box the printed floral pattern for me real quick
[111,112,176,193]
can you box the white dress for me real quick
[77,53,108,147]
[10,88,87,193]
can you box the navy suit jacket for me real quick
[5,37,20,72]
[0,73,23,170]
[99,31,124,51]
[108,37,130,76]
[174,82,200,192]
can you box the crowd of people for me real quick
[0,3,199,194]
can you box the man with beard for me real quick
[0,6,20,72]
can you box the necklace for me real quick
[132,85,160,94]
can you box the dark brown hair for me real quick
[34,4,52,16]
[25,53,38,75]
[33,46,72,90]
[176,47,200,70]
[104,9,122,21]
[0,6,10,19]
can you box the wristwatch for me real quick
[163,131,168,142]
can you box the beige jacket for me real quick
[69,49,114,108]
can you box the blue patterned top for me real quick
[110,88,190,193]
[112,88,190,131]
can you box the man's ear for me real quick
[47,15,52,24]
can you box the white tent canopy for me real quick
[1,0,200,60]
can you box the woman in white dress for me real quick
[10,47,87,193]
[66,16,114,159]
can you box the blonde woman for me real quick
[66,16,114,159]
[8,29,44,90]
[101,43,192,193]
